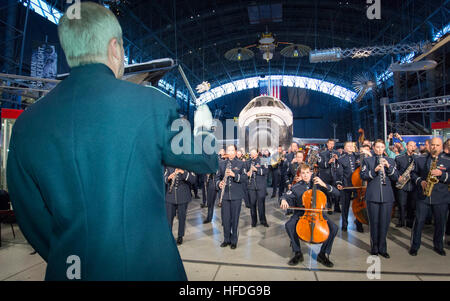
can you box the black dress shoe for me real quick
[355,222,364,233]
[177,237,183,245]
[200,203,206,208]
[341,226,347,232]
[370,251,378,256]
[270,195,276,198]
[220,242,230,248]
[395,223,403,228]
[433,248,446,256]
[230,244,237,249]
[251,223,256,227]
[194,195,200,199]
[334,208,341,213]
[203,219,211,224]
[327,210,333,215]
[317,252,334,268]
[409,249,418,256]
[262,222,269,227]
[287,252,304,266]
[378,252,390,259]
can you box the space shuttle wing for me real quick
[56,58,176,86]
[122,58,176,85]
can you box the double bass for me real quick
[351,129,369,225]
[296,165,329,244]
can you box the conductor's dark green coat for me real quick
[6,64,218,280]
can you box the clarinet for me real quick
[377,156,386,185]
[168,170,177,193]
[248,161,256,185]
[218,160,232,206]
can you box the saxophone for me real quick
[424,156,439,197]
[395,158,415,189]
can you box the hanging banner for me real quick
[30,41,58,87]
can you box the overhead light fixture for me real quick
[237,49,242,61]
[293,47,299,57]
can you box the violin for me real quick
[351,129,369,225]
[296,167,330,244]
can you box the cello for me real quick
[295,156,329,244]
[351,129,369,225]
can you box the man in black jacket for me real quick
[409,137,449,256]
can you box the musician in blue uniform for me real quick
[270,146,286,198]
[409,137,449,256]
[394,141,418,228]
[285,151,304,188]
[164,167,197,245]
[246,149,269,227]
[360,139,399,258]
[216,145,248,249]
[237,150,251,209]
[203,172,218,224]
[318,139,341,213]
[280,163,340,268]
[336,142,365,232]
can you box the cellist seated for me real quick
[280,163,340,268]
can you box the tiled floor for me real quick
[1,188,449,281]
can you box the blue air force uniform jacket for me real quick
[6,64,218,281]
[246,157,268,191]
[164,167,197,204]
[318,149,340,184]
[360,156,399,203]
[216,158,248,201]
[282,180,340,218]
[336,152,360,187]
[410,153,450,205]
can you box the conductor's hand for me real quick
[175,168,184,174]
[337,184,343,190]
[280,199,290,210]
[194,104,214,136]
[313,177,326,188]
[168,173,176,181]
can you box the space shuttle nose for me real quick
[238,95,293,153]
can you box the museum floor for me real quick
[1,188,449,281]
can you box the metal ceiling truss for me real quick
[389,95,450,113]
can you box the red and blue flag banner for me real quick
[259,78,281,99]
